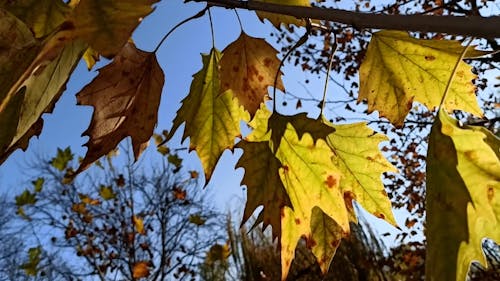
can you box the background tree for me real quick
[11,136,226,281]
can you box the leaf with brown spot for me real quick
[325,121,398,226]
[359,30,484,126]
[220,32,284,116]
[76,42,164,174]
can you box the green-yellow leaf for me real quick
[71,0,158,57]
[99,185,116,200]
[20,247,41,276]
[15,189,37,206]
[220,32,284,116]
[0,39,85,164]
[50,147,73,171]
[82,47,99,70]
[235,140,291,239]
[256,0,310,28]
[325,122,397,225]
[32,178,44,193]
[359,30,483,127]
[276,124,349,279]
[1,0,71,38]
[426,109,500,281]
[168,48,248,183]
[75,42,164,174]
[189,214,206,226]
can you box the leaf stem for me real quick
[320,31,337,117]
[208,8,216,48]
[153,7,208,53]
[272,26,310,113]
[234,9,244,32]
[437,37,474,111]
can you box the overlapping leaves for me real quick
[426,109,499,281]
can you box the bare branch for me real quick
[195,0,500,39]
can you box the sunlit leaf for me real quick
[325,121,397,225]
[426,109,500,281]
[70,0,158,57]
[205,243,230,265]
[0,39,85,164]
[276,124,349,279]
[50,147,73,171]
[235,139,291,239]
[359,30,483,126]
[220,32,284,116]
[76,42,164,174]
[82,47,99,70]
[256,0,310,28]
[168,48,247,183]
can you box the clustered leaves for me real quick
[1,0,499,280]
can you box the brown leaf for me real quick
[76,42,164,174]
[220,32,284,116]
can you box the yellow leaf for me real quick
[132,261,150,279]
[75,42,164,174]
[205,243,230,265]
[235,140,291,239]
[325,122,398,226]
[70,0,158,57]
[99,185,116,200]
[167,48,247,183]
[82,47,99,70]
[426,109,500,281]
[256,0,310,28]
[359,30,483,127]
[220,32,284,116]
[133,215,146,235]
[276,124,349,279]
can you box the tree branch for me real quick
[195,0,500,39]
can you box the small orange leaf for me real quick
[220,32,284,116]
[173,187,186,201]
[132,261,150,279]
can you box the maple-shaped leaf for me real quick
[325,122,397,225]
[256,0,310,28]
[220,32,284,116]
[1,0,71,38]
[70,0,158,57]
[276,123,349,278]
[246,105,334,150]
[132,261,150,279]
[235,139,291,239]
[50,147,73,171]
[76,42,164,174]
[426,109,500,281]
[167,48,247,184]
[359,30,483,127]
